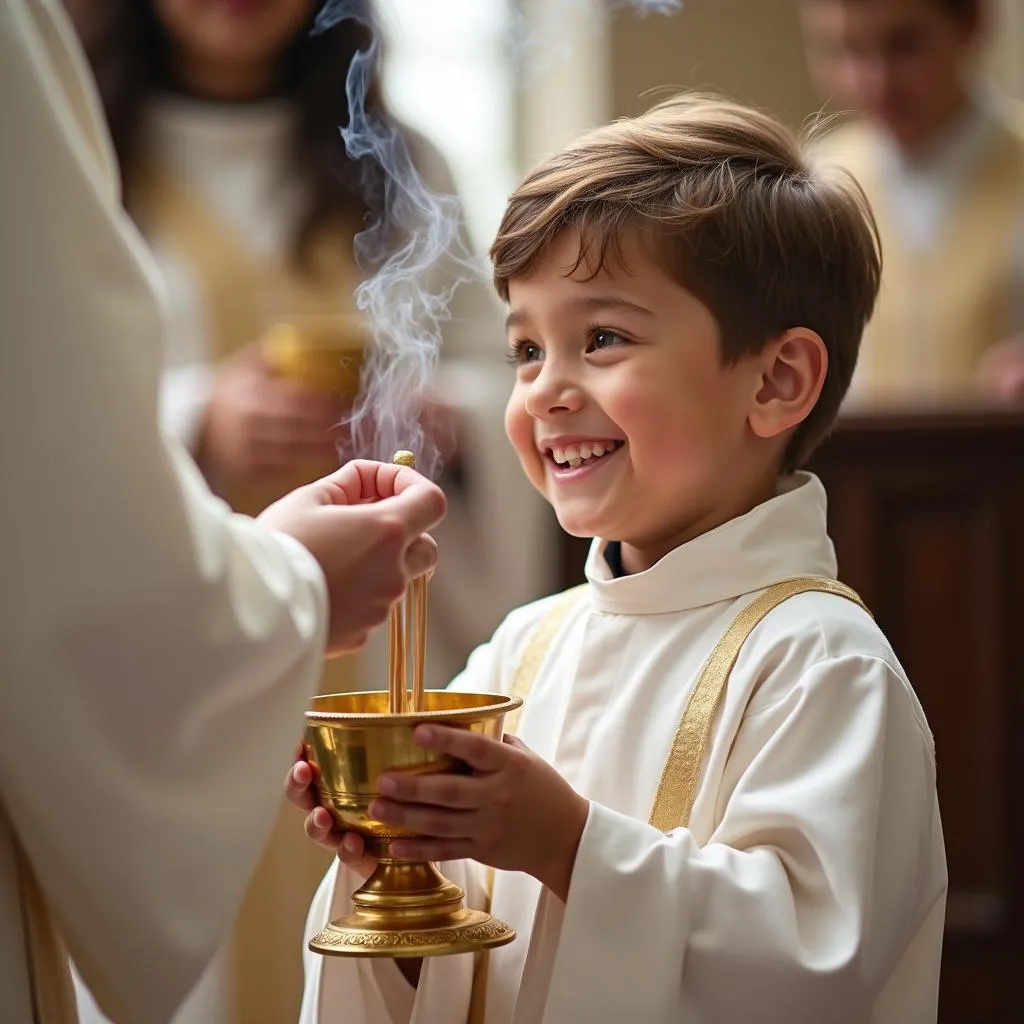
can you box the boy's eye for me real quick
[589,329,625,351]
[507,339,543,366]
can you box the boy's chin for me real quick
[554,509,606,540]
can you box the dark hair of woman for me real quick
[74,0,385,266]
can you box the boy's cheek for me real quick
[505,416,547,489]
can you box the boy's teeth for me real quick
[550,440,621,466]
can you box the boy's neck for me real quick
[617,471,779,575]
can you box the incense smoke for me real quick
[313,0,482,481]
[315,0,682,480]
[511,1,683,83]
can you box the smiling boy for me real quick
[294,94,947,1024]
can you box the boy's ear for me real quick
[747,327,827,442]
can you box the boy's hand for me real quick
[368,726,591,902]
[285,754,377,878]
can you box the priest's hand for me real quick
[285,752,378,879]
[369,726,591,902]
[259,460,445,653]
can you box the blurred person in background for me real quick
[803,0,1024,404]
[66,1,549,1021]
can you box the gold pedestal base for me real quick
[309,846,515,959]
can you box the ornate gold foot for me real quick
[309,848,515,958]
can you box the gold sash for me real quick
[468,575,868,1022]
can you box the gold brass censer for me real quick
[304,450,521,958]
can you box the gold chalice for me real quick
[304,690,521,957]
[262,314,367,398]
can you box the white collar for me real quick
[584,472,837,615]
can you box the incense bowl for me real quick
[303,690,522,958]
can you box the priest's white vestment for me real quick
[1,2,329,1021]
[300,473,946,1024]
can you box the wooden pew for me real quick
[558,408,1024,1024]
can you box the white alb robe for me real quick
[300,473,946,1024]
[1,2,329,1021]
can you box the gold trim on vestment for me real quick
[468,575,868,1022]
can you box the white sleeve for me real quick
[0,5,327,1023]
[151,243,218,453]
[543,655,945,1023]
[160,363,214,453]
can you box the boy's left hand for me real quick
[369,725,590,902]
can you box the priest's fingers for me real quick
[318,461,421,504]
[404,534,438,580]
[412,725,508,772]
[320,463,446,534]
[375,769,481,809]
[381,476,447,540]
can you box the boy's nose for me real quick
[524,365,584,417]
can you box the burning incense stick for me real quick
[390,450,428,713]
[387,603,403,714]
[412,574,427,711]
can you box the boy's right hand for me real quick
[286,756,378,878]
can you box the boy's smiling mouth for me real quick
[541,438,626,473]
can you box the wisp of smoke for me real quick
[314,0,681,480]
[313,0,484,480]
[509,0,684,87]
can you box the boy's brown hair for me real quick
[490,93,881,468]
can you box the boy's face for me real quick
[801,0,979,152]
[504,229,770,574]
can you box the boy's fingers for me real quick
[285,761,316,811]
[413,724,506,772]
[337,832,366,864]
[304,807,335,846]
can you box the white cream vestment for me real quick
[300,474,946,1024]
[1,2,329,1021]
